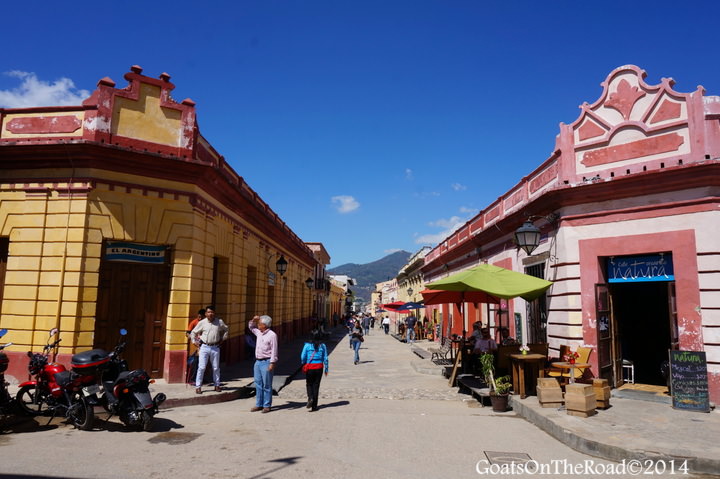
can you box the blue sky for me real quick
[2,1,719,267]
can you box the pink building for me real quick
[422,65,720,403]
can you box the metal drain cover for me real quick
[484,451,532,465]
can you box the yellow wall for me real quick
[0,175,314,355]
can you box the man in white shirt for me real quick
[191,305,229,394]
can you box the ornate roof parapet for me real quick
[424,66,720,269]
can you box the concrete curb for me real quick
[510,396,720,476]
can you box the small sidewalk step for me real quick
[411,347,432,359]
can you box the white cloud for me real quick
[428,215,463,229]
[451,183,467,191]
[0,71,90,108]
[405,168,413,180]
[412,191,440,198]
[459,206,478,215]
[384,248,402,254]
[331,195,360,213]
[415,215,466,245]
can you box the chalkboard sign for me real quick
[669,350,710,413]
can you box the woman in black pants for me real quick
[300,332,329,411]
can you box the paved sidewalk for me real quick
[152,326,720,475]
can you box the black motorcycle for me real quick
[0,329,16,418]
[99,329,166,431]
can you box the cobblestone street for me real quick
[279,327,463,402]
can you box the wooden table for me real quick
[510,353,546,399]
[550,362,591,384]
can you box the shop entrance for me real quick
[609,281,674,387]
[95,259,171,377]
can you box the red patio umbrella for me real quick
[420,289,500,306]
[382,301,409,313]
[420,289,497,338]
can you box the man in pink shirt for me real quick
[248,315,278,413]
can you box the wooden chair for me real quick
[528,342,549,357]
[496,344,516,377]
[545,345,570,374]
[547,346,593,385]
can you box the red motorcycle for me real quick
[16,328,104,430]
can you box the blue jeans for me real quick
[352,339,361,363]
[195,344,220,387]
[253,359,273,408]
[406,328,416,344]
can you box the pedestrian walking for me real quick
[248,315,278,413]
[347,314,356,347]
[362,314,370,335]
[350,320,364,364]
[190,306,228,394]
[382,315,390,334]
[300,331,329,412]
[405,314,417,344]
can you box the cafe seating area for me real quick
[438,339,599,414]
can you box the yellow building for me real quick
[0,66,320,382]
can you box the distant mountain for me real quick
[328,251,412,304]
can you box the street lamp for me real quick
[514,221,541,255]
[275,255,288,275]
[514,213,559,256]
[407,287,414,299]
[305,277,314,289]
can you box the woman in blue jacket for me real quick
[300,332,329,412]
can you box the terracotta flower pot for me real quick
[490,393,509,412]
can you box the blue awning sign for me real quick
[105,241,166,264]
[608,254,674,283]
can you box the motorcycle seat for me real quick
[113,370,132,386]
[54,370,74,387]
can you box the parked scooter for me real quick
[17,328,105,430]
[99,329,166,431]
[0,329,16,418]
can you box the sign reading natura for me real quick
[607,254,674,283]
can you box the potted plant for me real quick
[490,375,512,412]
[479,353,512,412]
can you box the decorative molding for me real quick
[6,115,81,134]
[581,132,684,167]
[606,79,646,120]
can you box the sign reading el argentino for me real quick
[105,241,166,264]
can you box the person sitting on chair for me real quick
[473,328,497,354]
[499,327,518,346]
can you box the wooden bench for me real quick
[428,338,452,362]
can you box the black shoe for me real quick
[306,400,312,409]
[310,407,318,412]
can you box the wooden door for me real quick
[0,238,8,307]
[668,282,679,350]
[95,261,170,376]
[595,284,619,385]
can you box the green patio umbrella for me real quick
[426,263,552,301]
[426,263,552,338]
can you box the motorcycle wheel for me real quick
[142,410,154,432]
[16,385,48,416]
[67,393,94,431]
